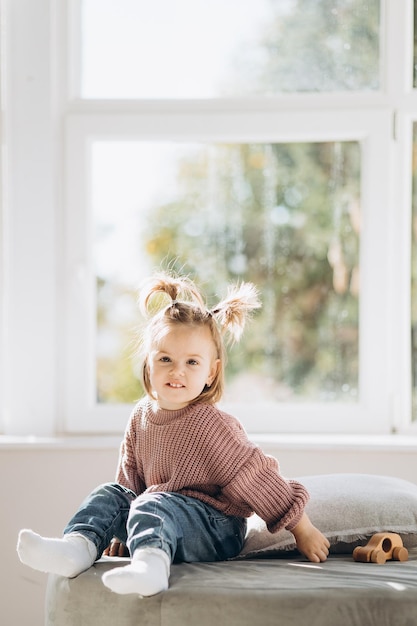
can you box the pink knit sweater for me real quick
[116,399,309,533]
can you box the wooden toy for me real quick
[353,532,408,564]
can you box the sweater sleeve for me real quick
[116,408,146,496]
[204,410,309,532]
[222,446,309,532]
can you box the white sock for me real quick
[102,547,170,597]
[17,529,97,578]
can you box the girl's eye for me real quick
[160,356,171,363]
[188,359,199,366]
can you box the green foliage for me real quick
[96,278,143,403]
[140,141,360,401]
[241,0,380,94]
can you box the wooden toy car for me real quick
[353,532,408,564]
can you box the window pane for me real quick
[80,0,380,98]
[92,141,360,404]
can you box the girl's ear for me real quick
[207,359,221,386]
[142,358,151,389]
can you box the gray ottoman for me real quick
[45,552,417,626]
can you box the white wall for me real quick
[3,443,119,626]
[3,439,417,626]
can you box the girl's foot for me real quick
[102,547,170,596]
[17,529,97,578]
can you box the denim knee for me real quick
[64,482,137,556]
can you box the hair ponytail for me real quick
[211,282,261,343]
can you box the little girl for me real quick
[17,272,330,597]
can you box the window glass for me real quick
[93,140,360,405]
[80,0,380,98]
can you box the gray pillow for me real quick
[238,473,417,558]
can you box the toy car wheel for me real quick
[392,546,408,562]
[370,550,386,564]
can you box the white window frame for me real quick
[2,0,417,436]
[64,110,392,435]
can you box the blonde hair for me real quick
[138,271,261,405]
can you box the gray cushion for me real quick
[239,473,417,558]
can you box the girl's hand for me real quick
[291,513,330,563]
[103,538,129,557]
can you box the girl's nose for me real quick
[170,362,184,376]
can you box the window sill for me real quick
[252,433,417,452]
[2,433,417,452]
[0,435,122,450]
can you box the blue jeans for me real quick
[63,482,247,564]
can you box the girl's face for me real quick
[148,325,220,410]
